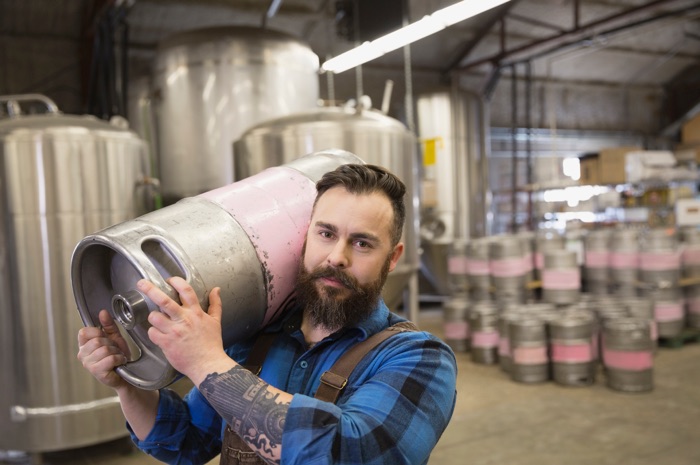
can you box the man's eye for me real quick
[355,240,371,249]
[320,231,333,239]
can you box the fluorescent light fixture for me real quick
[321,0,512,74]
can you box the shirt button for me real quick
[299,361,308,369]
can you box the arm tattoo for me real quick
[199,365,290,462]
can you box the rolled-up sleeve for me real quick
[281,333,457,465]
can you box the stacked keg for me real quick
[549,311,597,386]
[541,249,581,305]
[442,239,471,352]
[638,228,683,338]
[609,228,640,298]
[680,226,700,328]
[508,314,550,383]
[489,235,529,306]
[583,229,612,295]
[534,230,566,281]
[601,317,654,392]
[465,237,492,302]
[469,301,500,365]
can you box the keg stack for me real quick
[609,228,640,298]
[583,229,612,296]
[489,235,529,307]
[638,228,684,338]
[442,239,471,352]
[680,226,700,329]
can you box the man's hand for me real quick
[139,277,228,382]
[77,309,131,390]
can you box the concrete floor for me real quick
[5,309,700,465]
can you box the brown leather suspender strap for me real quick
[314,321,418,404]
[242,332,278,375]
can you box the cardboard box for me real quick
[598,146,642,185]
[676,198,700,226]
[579,155,599,185]
[682,114,700,144]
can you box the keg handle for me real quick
[0,93,60,117]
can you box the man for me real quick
[78,163,457,465]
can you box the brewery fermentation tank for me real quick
[72,150,363,390]
[152,26,320,203]
[233,105,419,311]
[0,94,148,453]
[416,89,490,296]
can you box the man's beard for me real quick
[296,256,391,332]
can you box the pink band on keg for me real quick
[638,252,680,271]
[448,256,469,275]
[654,302,683,322]
[542,269,581,290]
[609,252,638,269]
[472,331,499,348]
[682,248,700,266]
[498,337,510,356]
[687,298,700,315]
[551,343,593,363]
[444,321,469,340]
[200,166,316,325]
[584,251,609,268]
[512,346,548,364]
[490,257,529,277]
[465,258,490,276]
[603,348,653,371]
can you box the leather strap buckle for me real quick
[320,371,348,390]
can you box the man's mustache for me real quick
[308,266,362,293]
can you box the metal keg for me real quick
[442,296,470,352]
[509,315,549,383]
[619,297,658,348]
[498,309,523,374]
[583,229,611,295]
[638,228,680,289]
[469,302,500,365]
[602,317,653,392]
[534,230,566,281]
[447,239,470,296]
[549,311,596,386]
[489,235,528,305]
[465,237,491,301]
[648,287,685,338]
[609,229,639,297]
[72,150,363,390]
[679,226,700,278]
[685,284,700,329]
[541,249,581,305]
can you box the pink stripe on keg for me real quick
[199,166,316,326]
[472,331,499,348]
[465,259,490,276]
[551,343,593,363]
[687,298,700,315]
[542,269,581,290]
[490,257,529,277]
[584,251,609,268]
[638,252,681,271]
[444,321,469,340]
[535,252,545,270]
[682,248,700,266]
[448,256,469,275]
[609,252,638,269]
[654,302,683,322]
[603,348,653,371]
[513,346,548,364]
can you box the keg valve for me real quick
[111,290,150,330]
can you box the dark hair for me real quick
[314,164,406,246]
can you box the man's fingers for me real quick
[137,279,184,320]
[168,276,200,308]
[207,287,223,323]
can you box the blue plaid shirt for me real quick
[130,299,457,464]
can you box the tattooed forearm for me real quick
[199,365,290,462]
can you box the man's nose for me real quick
[327,241,350,268]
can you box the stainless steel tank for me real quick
[152,26,320,203]
[0,94,148,453]
[72,150,363,391]
[232,104,419,312]
[416,88,490,296]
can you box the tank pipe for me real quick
[510,64,518,233]
[0,94,60,115]
[381,79,394,115]
[262,0,284,28]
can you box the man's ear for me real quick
[387,242,404,272]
